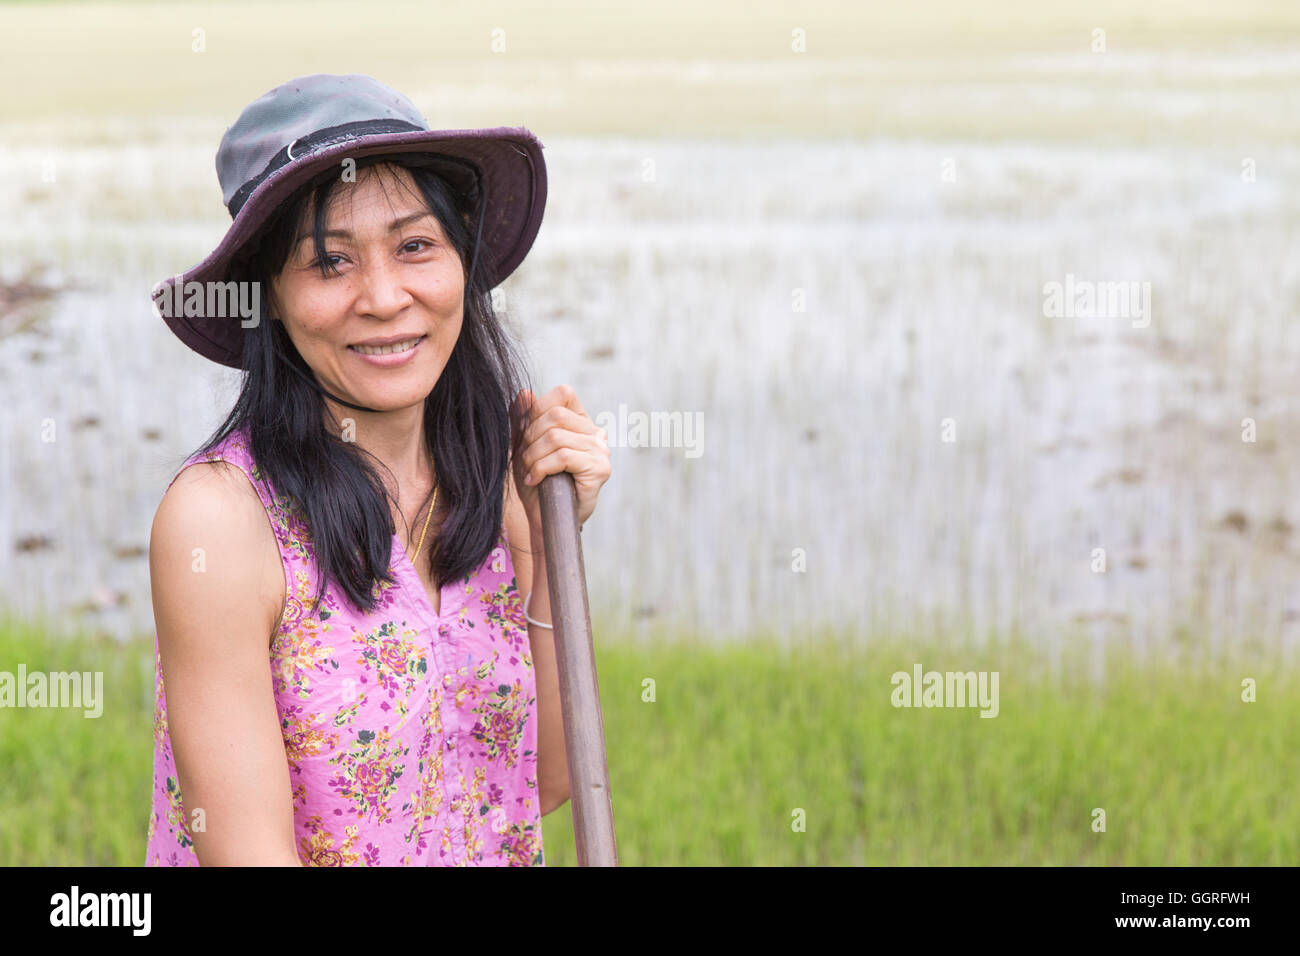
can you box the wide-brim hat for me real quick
[150,72,547,369]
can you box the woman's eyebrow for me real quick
[294,211,436,245]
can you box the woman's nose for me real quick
[354,254,415,318]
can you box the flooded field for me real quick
[1,1,1298,667]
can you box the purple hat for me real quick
[151,73,548,369]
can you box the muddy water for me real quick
[1,136,1298,665]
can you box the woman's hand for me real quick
[510,385,611,541]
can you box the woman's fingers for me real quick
[521,426,608,485]
[523,407,603,451]
[516,387,595,438]
[512,386,611,527]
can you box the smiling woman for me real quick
[227,155,511,608]
[139,74,608,868]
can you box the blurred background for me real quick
[1,0,1298,865]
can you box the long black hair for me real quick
[186,153,533,618]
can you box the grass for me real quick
[0,612,156,866]
[2,612,1296,865]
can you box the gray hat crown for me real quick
[216,73,430,207]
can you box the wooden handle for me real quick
[537,471,618,866]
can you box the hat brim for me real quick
[151,126,547,369]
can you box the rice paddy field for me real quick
[1,0,1298,865]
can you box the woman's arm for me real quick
[149,461,302,866]
[504,476,571,816]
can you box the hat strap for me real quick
[466,172,487,290]
[271,336,385,414]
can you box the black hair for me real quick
[186,153,533,618]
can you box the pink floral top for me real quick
[145,424,544,866]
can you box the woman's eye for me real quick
[312,254,345,269]
[401,239,434,254]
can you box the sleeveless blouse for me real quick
[144,425,544,866]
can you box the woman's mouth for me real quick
[347,335,426,366]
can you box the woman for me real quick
[144,74,611,866]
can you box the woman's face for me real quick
[270,163,464,413]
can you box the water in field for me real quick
[2,2,1299,666]
[3,130,1299,666]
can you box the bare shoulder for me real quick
[150,459,287,648]
[152,459,272,560]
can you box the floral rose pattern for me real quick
[145,424,543,866]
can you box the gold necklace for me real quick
[409,461,438,564]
